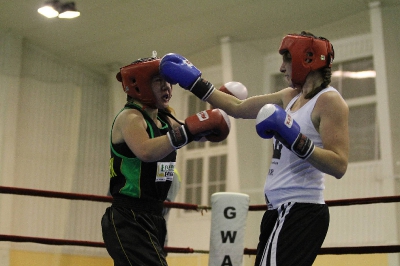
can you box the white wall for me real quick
[0,32,112,260]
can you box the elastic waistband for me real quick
[265,188,324,210]
[112,197,164,215]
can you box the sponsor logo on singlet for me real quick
[272,139,283,159]
[156,162,176,182]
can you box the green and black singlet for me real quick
[109,102,177,214]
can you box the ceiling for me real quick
[0,0,399,74]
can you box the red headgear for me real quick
[116,57,160,108]
[279,33,334,86]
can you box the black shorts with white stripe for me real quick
[255,202,329,266]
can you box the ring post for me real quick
[208,192,250,266]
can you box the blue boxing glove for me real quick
[255,104,315,159]
[159,53,200,87]
[160,53,215,101]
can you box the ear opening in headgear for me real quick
[116,56,161,108]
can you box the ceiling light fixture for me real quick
[38,1,80,19]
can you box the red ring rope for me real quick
[0,234,198,254]
[0,186,209,211]
[1,186,398,210]
[244,245,400,255]
[248,195,400,211]
[0,234,398,255]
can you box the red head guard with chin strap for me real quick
[279,33,334,87]
[116,57,160,108]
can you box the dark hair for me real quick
[297,31,333,99]
[321,67,332,88]
[300,31,315,38]
[304,67,332,99]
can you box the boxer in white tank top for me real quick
[158,31,349,266]
[205,32,349,266]
[264,87,340,209]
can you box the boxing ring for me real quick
[0,185,399,264]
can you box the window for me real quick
[182,93,228,207]
[331,57,379,162]
[272,57,378,162]
[184,158,203,204]
[208,154,227,196]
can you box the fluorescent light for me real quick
[332,70,376,79]
[38,1,80,19]
[38,5,59,18]
[58,10,80,19]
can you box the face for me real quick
[151,75,172,109]
[280,52,293,87]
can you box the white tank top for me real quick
[264,86,339,209]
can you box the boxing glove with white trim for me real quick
[219,82,248,100]
[167,109,231,149]
[255,104,315,159]
[160,53,215,101]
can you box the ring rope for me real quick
[249,195,400,211]
[1,186,398,210]
[244,245,400,255]
[0,186,210,212]
[0,234,203,254]
[0,234,399,255]
[0,186,399,255]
